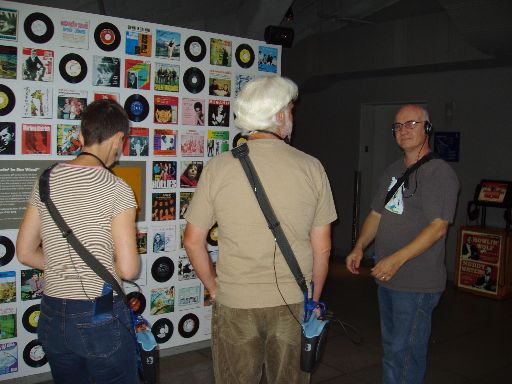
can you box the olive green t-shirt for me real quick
[185,139,337,308]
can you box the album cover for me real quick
[177,284,201,310]
[208,99,230,127]
[0,306,16,340]
[154,95,178,124]
[151,224,176,253]
[178,254,196,281]
[179,223,186,249]
[208,69,231,97]
[179,191,194,219]
[93,56,120,87]
[234,73,254,97]
[152,160,177,189]
[0,341,17,375]
[258,46,278,73]
[0,8,17,41]
[155,30,180,60]
[125,58,150,90]
[125,25,152,57]
[150,286,174,315]
[0,271,15,304]
[23,86,52,118]
[20,269,44,301]
[57,89,87,120]
[123,127,149,156]
[21,48,53,82]
[180,129,204,157]
[210,38,232,67]
[21,124,51,154]
[151,192,176,221]
[182,98,205,126]
[0,45,16,79]
[207,130,229,157]
[59,17,89,49]
[180,161,203,188]
[153,129,177,156]
[0,122,15,155]
[56,124,81,155]
[154,62,179,92]
[94,92,119,102]
[136,226,148,254]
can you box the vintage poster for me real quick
[57,89,87,120]
[177,284,201,310]
[152,160,177,189]
[178,254,196,281]
[23,86,52,118]
[123,127,149,156]
[207,130,229,157]
[208,69,231,97]
[21,123,51,154]
[180,161,203,188]
[154,95,178,124]
[153,129,177,156]
[151,223,176,253]
[59,18,89,49]
[179,191,194,219]
[92,56,120,87]
[0,45,17,79]
[182,98,205,126]
[136,226,148,254]
[210,38,232,66]
[459,230,502,264]
[21,48,53,82]
[0,271,15,304]
[208,99,230,127]
[234,73,254,97]
[0,8,18,41]
[180,129,204,157]
[477,181,509,204]
[20,269,44,301]
[258,46,278,73]
[0,306,16,340]
[458,260,498,295]
[56,124,81,155]
[151,192,176,221]
[0,122,15,155]
[150,286,174,315]
[125,58,150,90]
[154,62,179,92]
[125,25,152,57]
[0,341,17,375]
[155,29,180,60]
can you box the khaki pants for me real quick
[212,302,310,384]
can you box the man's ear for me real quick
[112,131,125,150]
[275,110,285,123]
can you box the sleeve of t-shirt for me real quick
[29,179,41,207]
[184,163,216,230]
[421,161,459,223]
[112,179,138,219]
[312,161,338,227]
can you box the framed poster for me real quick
[474,180,512,207]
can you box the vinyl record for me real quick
[0,85,16,117]
[151,256,174,283]
[232,132,248,149]
[94,22,121,52]
[24,12,54,44]
[207,224,218,247]
[0,235,15,266]
[178,313,199,338]
[235,44,255,68]
[127,291,146,315]
[59,53,88,84]
[23,339,48,368]
[184,36,206,62]
[151,318,173,344]
[183,67,205,94]
[124,94,149,122]
[22,304,40,333]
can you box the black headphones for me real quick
[392,121,433,137]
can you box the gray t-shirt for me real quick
[371,157,459,293]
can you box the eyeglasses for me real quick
[391,120,425,132]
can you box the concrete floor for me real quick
[19,258,512,383]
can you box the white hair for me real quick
[233,75,298,133]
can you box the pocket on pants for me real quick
[76,317,122,358]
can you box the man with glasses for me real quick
[346,104,459,384]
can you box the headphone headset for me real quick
[392,121,433,137]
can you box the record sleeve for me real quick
[0,8,18,41]
[184,36,206,62]
[0,45,17,79]
[59,53,87,83]
[183,67,205,94]
[94,22,121,51]
[24,12,54,44]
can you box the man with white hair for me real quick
[184,75,337,383]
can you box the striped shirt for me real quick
[30,163,137,299]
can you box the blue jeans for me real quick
[378,286,442,384]
[38,295,139,384]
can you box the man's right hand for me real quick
[346,247,363,274]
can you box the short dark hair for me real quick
[193,102,202,110]
[80,99,129,146]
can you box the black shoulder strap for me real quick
[39,165,126,301]
[231,143,308,294]
[384,152,437,205]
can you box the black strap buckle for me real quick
[231,143,249,159]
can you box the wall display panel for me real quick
[0,0,280,380]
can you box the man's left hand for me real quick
[370,254,404,282]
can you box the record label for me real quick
[151,256,174,283]
[24,13,54,44]
[23,340,48,368]
[151,318,173,344]
[22,304,40,333]
[178,313,199,338]
[183,67,205,94]
[127,291,146,315]
[59,53,88,83]
[207,224,218,246]
[235,44,255,68]
[184,36,206,62]
[124,94,149,122]
[0,235,15,266]
[94,22,121,52]
[0,85,16,116]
